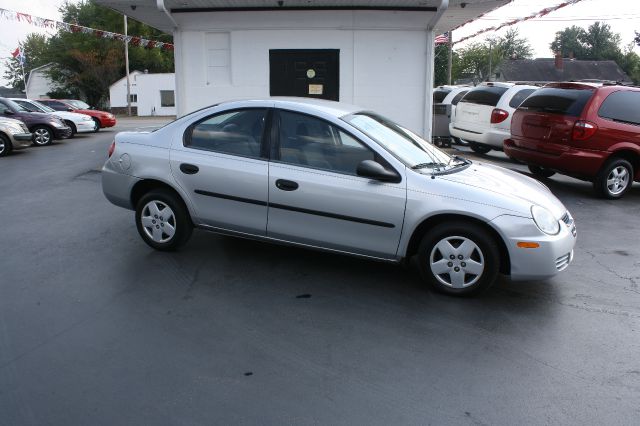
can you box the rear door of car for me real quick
[170,106,271,235]
[452,85,509,134]
[594,89,640,155]
[266,108,406,259]
[511,85,595,152]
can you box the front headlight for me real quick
[53,115,63,120]
[51,120,65,128]
[531,205,560,235]
[7,124,24,134]
[82,116,93,121]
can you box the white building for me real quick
[96,1,508,136]
[25,63,59,99]
[109,71,177,116]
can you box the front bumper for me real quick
[449,125,509,149]
[491,213,577,281]
[99,117,117,128]
[503,138,606,178]
[76,120,97,133]
[11,132,33,149]
[53,126,73,139]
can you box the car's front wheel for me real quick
[135,189,193,251]
[528,165,555,178]
[469,143,492,154]
[32,126,53,146]
[65,121,77,138]
[594,157,634,199]
[417,222,500,296]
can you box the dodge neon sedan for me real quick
[102,98,576,296]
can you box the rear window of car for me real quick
[459,86,508,106]
[597,90,640,126]
[451,90,469,106]
[508,88,536,108]
[519,87,594,116]
[433,90,450,103]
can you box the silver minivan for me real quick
[102,98,576,296]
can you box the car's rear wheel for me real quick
[135,189,193,251]
[92,118,100,133]
[65,121,77,138]
[417,222,500,297]
[32,126,53,146]
[0,134,12,157]
[594,158,633,199]
[469,143,492,154]
[528,165,555,178]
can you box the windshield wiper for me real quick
[412,162,447,170]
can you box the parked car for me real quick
[450,82,538,153]
[102,98,576,296]
[0,116,32,157]
[432,86,471,146]
[37,99,116,131]
[0,97,72,145]
[505,82,640,199]
[11,98,96,137]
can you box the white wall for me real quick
[173,10,431,133]
[135,73,176,116]
[26,66,56,99]
[109,71,142,108]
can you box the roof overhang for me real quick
[95,0,509,34]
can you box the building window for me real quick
[129,94,137,103]
[160,90,175,107]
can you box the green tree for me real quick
[550,25,587,58]
[3,33,50,91]
[550,22,622,61]
[496,28,533,60]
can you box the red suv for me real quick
[504,82,640,199]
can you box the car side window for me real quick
[277,110,375,175]
[598,91,640,126]
[451,90,468,106]
[509,88,536,108]
[185,108,267,159]
[44,101,65,111]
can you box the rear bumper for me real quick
[504,139,607,178]
[491,214,577,281]
[102,159,139,210]
[449,125,508,148]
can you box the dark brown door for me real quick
[269,49,339,101]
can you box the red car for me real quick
[38,99,116,131]
[504,82,640,199]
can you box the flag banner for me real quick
[0,7,173,51]
[435,32,449,45]
[452,0,585,45]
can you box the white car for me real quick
[450,83,538,153]
[102,98,576,297]
[10,98,96,137]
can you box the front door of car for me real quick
[267,109,406,259]
[170,108,270,235]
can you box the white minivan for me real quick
[450,83,537,153]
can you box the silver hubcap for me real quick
[606,166,630,195]
[0,139,5,154]
[430,236,485,288]
[140,201,176,243]
[34,128,51,145]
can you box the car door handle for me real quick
[180,163,199,175]
[275,179,299,191]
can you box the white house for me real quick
[109,71,176,116]
[25,63,59,99]
[96,1,508,137]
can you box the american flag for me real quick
[435,32,449,45]
[11,47,25,65]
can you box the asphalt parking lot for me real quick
[1,118,639,425]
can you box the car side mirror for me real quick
[356,160,400,183]
[4,109,14,115]
[67,108,74,112]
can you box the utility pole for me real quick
[447,30,453,85]
[124,14,131,116]
[488,40,493,82]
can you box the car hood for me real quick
[0,116,24,125]
[436,161,567,218]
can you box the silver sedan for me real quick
[102,98,576,296]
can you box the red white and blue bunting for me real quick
[0,7,173,51]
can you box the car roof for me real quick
[219,97,364,118]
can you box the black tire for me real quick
[92,117,100,133]
[416,221,500,297]
[593,157,634,199]
[469,143,492,154]
[0,133,12,157]
[135,189,193,251]
[65,121,77,138]
[528,165,555,178]
[31,125,54,146]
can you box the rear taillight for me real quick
[490,108,509,124]
[108,141,115,157]
[572,120,598,141]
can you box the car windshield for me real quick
[32,101,56,113]
[344,112,466,172]
[14,100,41,112]
[66,100,90,109]
[5,99,29,112]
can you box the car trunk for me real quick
[452,86,508,133]
[510,86,595,153]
